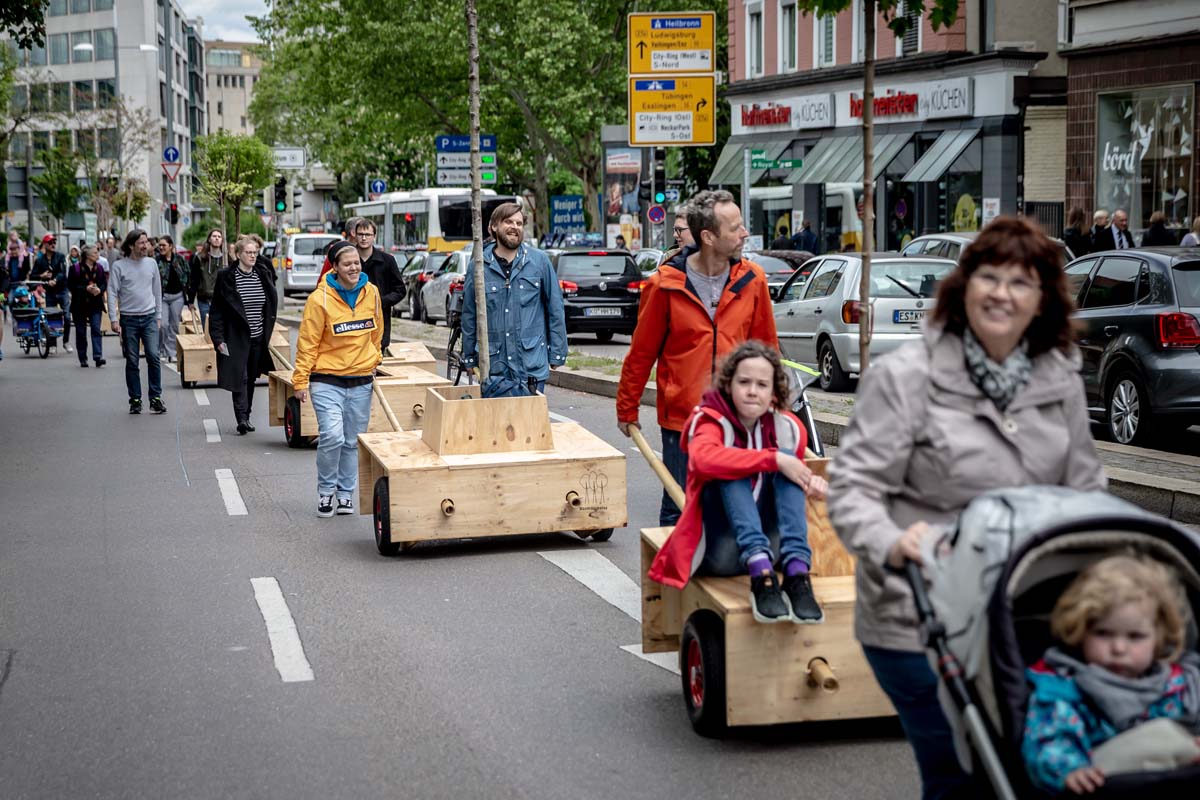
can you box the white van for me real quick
[281,233,340,296]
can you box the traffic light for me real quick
[167,203,179,225]
[273,177,287,213]
[653,148,667,204]
[292,186,303,211]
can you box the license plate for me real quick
[893,309,925,323]
[584,307,622,317]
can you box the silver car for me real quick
[420,250,470,323]
[282,233,340,297]
[773,253,956,391]
[901,231,1075,264]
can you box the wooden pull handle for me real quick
[412,403,424,418]
[440,498,455,516]
[630,426,685,511]
[373,383,402,432]
[807,658,839,692]
[565,491,581,508]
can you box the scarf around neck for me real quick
[962,326,1032,412]
[1044,647,1188,732]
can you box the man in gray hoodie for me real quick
[108,229,165,414]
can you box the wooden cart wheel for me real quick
[580,528,614,543]
[373,477,401,557]
[284,397,306,449]
[680,612,727,737]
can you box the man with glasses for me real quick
[660,208,696,266]
[352,219,405,351]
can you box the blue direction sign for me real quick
[435,134,497,153]
[369,179,387,194]
[163,146,180,163]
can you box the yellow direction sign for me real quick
[628,11,716,75]
[628,75,716,146]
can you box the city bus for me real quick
[346,188,519,254]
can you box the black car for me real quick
[399,251,447,319]
[1065,247,1200,444]
[551,249,643,342]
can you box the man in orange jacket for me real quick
[617,189,779,525]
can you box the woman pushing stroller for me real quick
[648,341,828,624]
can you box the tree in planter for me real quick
[794,0,960,375]
[193,131,274,251]
[29,143,86,232]
[112,179,151,225]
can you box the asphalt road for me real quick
[0,334,916,799]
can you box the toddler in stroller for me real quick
[907,485,1200,800]
[1023,555,1200,794]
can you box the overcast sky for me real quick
[184,0,266,43]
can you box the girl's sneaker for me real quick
[750,571,791,623]
[783,573,824,623]
[336,499,354,515]
[317,495,334,517]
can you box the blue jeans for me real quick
[310,380,374,500]
[196,299,211,327]
[698,453,811,575]
[58,291,71,344]
[74,310,103,364]
[659,428,688,526]
[862,645,974,800]
[120,314,161,400]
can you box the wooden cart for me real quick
[267,364,452,448]
[633,435,894,736]
[177,322,291,388]
[377,341,438,375]
[359,386,627,555]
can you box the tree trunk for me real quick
[859,0,876,374]
[533,153,550,240]
[465,0,488,380]
[233,202,243,240]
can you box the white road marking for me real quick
[250,577,315,683]
[538,550,641,622]
[163,362,178,374]
[194,388,210,406]
[203,418,221,443]
[215,468,248,516]
[621,644,681,675]
[630,446,663,459]
[548,411,577,424]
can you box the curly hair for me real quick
[713,340,789,412]
[1050,553,1189,662]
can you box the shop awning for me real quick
[708,139,792,185]
[786,136,855,185]
[842,133,912,183]
[786,133,911,184]
[901,129,979,183]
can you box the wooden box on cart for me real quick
[377,341,438,375]
[177,323,290,388]
[639,460,894,734]
[358,386,627,554]
[267,364,452,447]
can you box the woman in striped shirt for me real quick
[210,235,279,435]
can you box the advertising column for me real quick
[603,148,644,250]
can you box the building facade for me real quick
[721,0,1066,250]
[204,40,260,136]
[1062,0,1200,242]
[3,0,203,240]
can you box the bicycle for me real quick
[443,283,473,386]
[9,281,64,359]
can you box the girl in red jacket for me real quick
[649,340,828,623]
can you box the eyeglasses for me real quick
[356,231,375,237]
[971,271,1041,298]
[672,227,687,235]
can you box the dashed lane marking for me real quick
[203,419,221,443]
[215,468,247,516]
[620,644,681,675]
[630,446,663,459]
[250,577,314,683]
[194,388,210,406]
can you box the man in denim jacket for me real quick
[460,202,567,393]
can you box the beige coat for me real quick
[827,325,1106,652]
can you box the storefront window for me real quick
[943,138,982,232]
[1096,84,1193,232]
[884,141,917,250]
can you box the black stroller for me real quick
[905,486,1200,799]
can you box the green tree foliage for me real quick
[181,211,265,251]
[193,131,275,247]
[78,99,159,234]
[29,143,86,231]
[249,0,729,235]
[2,0,48,49]
[114,180,151,225]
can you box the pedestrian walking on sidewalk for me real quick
[617,189,778,525]
[108,229,165,415]
[187,229,225,326]
[209,236,278,436]
[352,219,405,350]
[156,235,189,363]
[68,245,107,367]
[292,240,383,517]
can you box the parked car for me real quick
[1064,247,1200,444]
[747,249,816,299]
[400,251,447,319]
[420,250,470,323]
[281,233,340,297]
[901,231,1075,264]
[551,249,643,342]
[773,253,956,391]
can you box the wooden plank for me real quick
[176,333,216,383]
[180,305,203,334]
[641,534,681,654]
[267,371,288,427]
[420,388,554,456]
[377,341,438,375]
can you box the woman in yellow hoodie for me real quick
[293,240,383,517]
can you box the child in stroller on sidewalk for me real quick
[647,341,828,624]
[1023,554,1200,795]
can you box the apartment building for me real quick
[3,0,203,239]
[204,39,259,135]
[720,0,1065,250]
